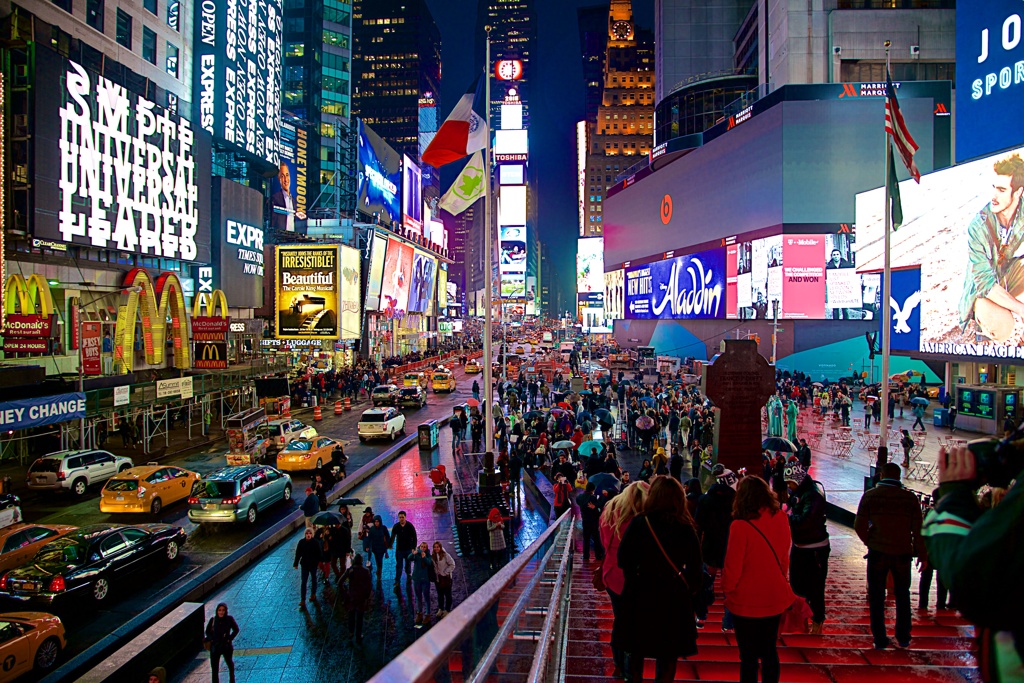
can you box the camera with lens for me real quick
[964,426,1024,488]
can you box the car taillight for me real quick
[49,576,66,593]
[187,497,199,505]
[57,471,66,481]
[301,453,310,459]
[222,496,240,505]
[0,574,8,590]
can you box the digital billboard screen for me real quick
[402,155,423,235]
[212,178,264,308]
[275,245,339,339]
[193,0,282,164]
[956,0,1024,161]
[357,120,402,226]
[33,50,212,262]
[605,269,625,321]
[625,247,726,320]
[500,226,527,274]
[365,232,388,311]
[856,145,1024,359]
[272,123,309,232]
[499,185,527,226]
[380,237,414,314]
[408,251,436,314]
[339,245,362,340]
[437,263,448,314]
[577,238,604,295]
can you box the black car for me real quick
[398,386,427,409]
[371,384,401,407]
[0,523,187,604]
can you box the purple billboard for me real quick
[624,247,726,320]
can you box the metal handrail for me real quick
[526,521,575,683]
[367,510,574,683]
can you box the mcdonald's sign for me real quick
[194,341,228,369]
[191,289,230,342]
[114,268,191,374]
[3,275,57,355]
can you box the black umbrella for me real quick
[588,472,620,498]
[335,498,363,507]
[761,437,798,453]
[594,409,614,426]
[311,511,345,526]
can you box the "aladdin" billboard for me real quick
[624,247,726,320]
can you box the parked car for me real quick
[99,466,200,515]
[261,419,317,452]
[0,525,76,574]
[464,360,481,374]
[0,523,187,604]
[0,612,65,677]
[187,466,292,525]
[399,386,428,409]
[357,408,407,442]
[26,451,134,497]
[371,384,401,407]
[276,437,341,472]
[432,369,456,393]
[0,496,22,531]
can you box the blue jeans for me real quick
[414,579,431,614]
[299,565,318,602]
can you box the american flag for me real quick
[885,71,920,183]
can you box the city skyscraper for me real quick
[582,0,654,238]
[578,4,609,126]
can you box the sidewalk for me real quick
[169,424,549,683]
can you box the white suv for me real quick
[357,408,407,442]
[27,450,134,496]
[263,419,317,451]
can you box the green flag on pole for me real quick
[438,150,485,216]
[888,145,903,231]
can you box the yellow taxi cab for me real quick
[515,345,526,354]
[464,360,481,374]
[100,465,199,516]
[0,525,76,574]
[277,436,341,472]
[432,368,457,393]
[0,612,65,677]
[403,372,428,389]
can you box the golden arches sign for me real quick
[192,289,229,319]
[4,274,55,316]
[114,268,191,374]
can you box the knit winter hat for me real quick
[783,460,807,484]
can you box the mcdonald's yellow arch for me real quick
[192,290,229,318]
[4,274,55,316]
[114,268,191,374]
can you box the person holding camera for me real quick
[924,443,1023,681]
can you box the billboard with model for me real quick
[379,237,414,314]
[357,120,402,226]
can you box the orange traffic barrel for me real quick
[334,401,343,415]
[344,397,352,411]
[314,405,323,421]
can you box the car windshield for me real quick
[191,480,236,499]
[361,413,388,423]
[35,538,86,565]
[286,440,313,451]
[105,479,139,492]
[400,389,419,396]
[265,425,282,436]
[434,375,448,380]
[29,459,61,473]
[372,387,392,394]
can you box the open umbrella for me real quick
[579,390,594,396]
[552,440,575,450]
[910,397,930,406]
[761,437,797,453]
[557,401,572,409]
[812,382,824,388]
[639,396,656,407]
[524,410,544,420]
[577,410,592,424]
[467,398,480,408]
[594,409,614,426]
[578,440,603,457]
[311,511,345,527]
[635,415,655,430]
[588,472,620,498]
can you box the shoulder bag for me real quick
[644,517,690,592]
[744,520,813,634]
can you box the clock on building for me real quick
[611,20,632,40]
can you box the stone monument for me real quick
[702,339,776,476]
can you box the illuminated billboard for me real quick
[956,0,1024,161]
[365,232,389,311]
[33,51,212,262]
[340,245,362,340]
[495,130,529,156]
[605,269,625,321]
[578,120,587,235]
[193,0,282,164]
[402,155,423,235]
[213,178,264,308]
[625,247,726,320]
[577,238,604,295]
[380,237,414,314]
[357,120,402,226]
[275,245,339,339]
[436,263,448,314]
[498,186,527,226]
[408,251,437,314]
[856,145,1024,359]
[273,123,309,232]
[500,226,527,275]
[500,164,525,185]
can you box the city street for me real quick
[0,364,479,670]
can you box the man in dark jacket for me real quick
[695,463,736,613]
[576,482,605,561]
[294,527,324,608]
[796,439,812,469]
[343,554,373,643]
[553,453,576,483]
[390,511,418,588]
[785,460,830,634]
[669,452,685,483]
[854,463,926,649]
[301,488,320,529]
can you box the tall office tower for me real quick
[282,0,350,215]
[578,4,609,126]
[654,0,752,103]
[582,0,654,238]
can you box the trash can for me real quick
[933,408,947,427]
[418,420,439,450]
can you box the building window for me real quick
[116,9,132,49]
[142,26,157,63]
[166,0,179,30]
[286,42,305,58]
[143,0,157,15]
[165,42,179,78]
[51,0,72,12]
[86,0,104,31]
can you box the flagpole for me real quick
[480,26,497,489]
[877,40,893,476]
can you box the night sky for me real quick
[423,0,654,316]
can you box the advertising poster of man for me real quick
[825,232,858,319]
[275,245,339,339]
[856,146,1024,357]
[270,161,307,232]
[379,237,414,314]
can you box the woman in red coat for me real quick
[722,476,795,683]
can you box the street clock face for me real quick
[495,59,524,81]
[611,20,632,40]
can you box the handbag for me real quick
[592,566,606,592]
[743,520,813,634]
[644,517,690,592]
